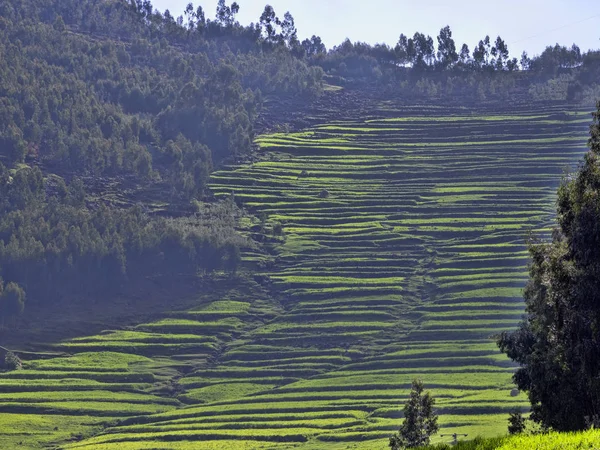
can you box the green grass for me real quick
[23,352,152,371]
[0,414,107,449]
[179,383,277,404]
[419,429,600,450]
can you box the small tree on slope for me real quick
[508,409,526,435]
[390,379,439,449]
[498,101,600,431]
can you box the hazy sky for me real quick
[151,0,599,57]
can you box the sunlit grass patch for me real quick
[444,288,523,300]
[271,275,405,286]
[23,352,152,372]
[137,318,243,333]
[0,414,107,449]
[179,383,277,404]
[496,429,600,450]
[365,114,551,124]
[0,390,179,405]
[68,331,217,345]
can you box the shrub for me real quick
[3,351,22,371]
[508,409,526,435]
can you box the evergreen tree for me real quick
[280,11,298,48]
[389,379,439,449]
[508,409,526,435]
[53,15,66,32]
[302,35,326,57]
[0,282,25,328]
[492,36,509,70]
[215,0,239,27]
[459,43,470,66]
[411,33,435,70]
[499,101,600,431]
[259,5,279,43]
[436,25,458,70]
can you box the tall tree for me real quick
[520,51,531,70]
[473,39,486,68]
[259,4,279,43]
[499,102,600,431]
[569,44,583,67]
[483,35,492,63]
[183,2,195,30]
[0,282,25,328]
[142,0,152,19]
[492,36,509,70]
[302,35,326,56]
[506,57,519,71]
[396,33,413,66]
[411,32,435,70]
[459,43,471,66]
[436,25,458,70]
[389,379,439,449]
[280,11,298,48]
[216,0,239,27]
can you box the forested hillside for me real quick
[0,0,599,448]
[1,0,599,319]
[0,0,324,325]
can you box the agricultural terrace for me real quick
[3,102,591,449]
[0,288,281,449]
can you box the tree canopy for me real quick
[389,379,439,449]
[0,0,322,323]
[498,102,600,431]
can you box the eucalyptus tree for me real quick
[412,32,436,70]
[259,4,279,43]
[436,25,458,70]
[280,11,298,47]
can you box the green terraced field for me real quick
[1,102,592,449]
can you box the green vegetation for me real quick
[45,102,582,449]
[0,0,324,313]
[498,102,600,431]
[418,429,600,449]
[0,173,248,308]
[315,37,600,102]
[390,379,439,449]
[0,0,598,448]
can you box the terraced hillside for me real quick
[0,281,282,449]
[2,102,592,450]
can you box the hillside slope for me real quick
[18,100,586,450]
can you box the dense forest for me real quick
[0,0,599,326]
[0,0,326,324]
[321,33,600,101]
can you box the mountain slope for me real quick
[49,101,591,449]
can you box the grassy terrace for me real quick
[196,104,588,448]
[0,290,281,449]
[2,103,591,449]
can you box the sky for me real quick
[150,0,599,57]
